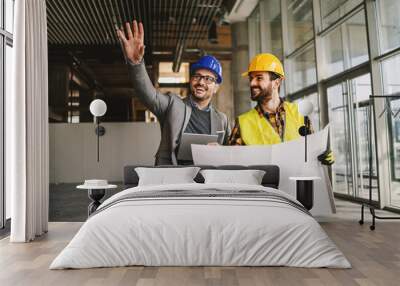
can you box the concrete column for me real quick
[212,60,234,125]
[231,21,251,118]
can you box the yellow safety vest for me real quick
[238,101,304,145]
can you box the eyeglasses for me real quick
[191,74,217,84]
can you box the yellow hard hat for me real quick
[242,53,285,78]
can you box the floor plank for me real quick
[1,202,399,286]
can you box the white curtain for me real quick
[9,0,49,242]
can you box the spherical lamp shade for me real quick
[298,100,314,116]
[89,99,107,117]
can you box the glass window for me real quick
[322,10,368,78]
[346,10,368,67]
[5,42,14,220]
[1,0,15,226]
[351,74,377,201]
[0,0,2,30]
[5,44,13,116]
[288,44,317,93]
[305,92,320,131]
[0,37,3,226]
[287,0,314,52]
[327,75,377,200]
[320,0,363,29]
[261,0,282,59]
[5,0,15,33]
[67,111,80,123]
[323,27,345,77]
[382,54,400,208]
[382,54,400,95]
[159,62,189,84]
[377,0,400,54]
[327,83,354,196]
[248,6,261,58]
[158,62,190,99]
[387,98,400,208]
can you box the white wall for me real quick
[50,122,160,183]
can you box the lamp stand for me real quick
[96,117,100,162]
[93,120,106,162]
[304,116,310,163]
[305,117,308,162]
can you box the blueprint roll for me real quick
[192,126,336,217]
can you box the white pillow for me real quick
[135,167,200,186]
[200,169,266,185]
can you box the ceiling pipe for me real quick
[100,0,119,44]
[78,0,105,45]
[86,0,112,44]
[189,0,212,47]
[115,0,126,24]
[58,1,89,44]
[194,0,222,48]
[69,0,98,44]
[166,0,179,47]
[47,0,80,44]
[172,0,198,72]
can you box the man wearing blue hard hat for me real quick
[117,21,230,165]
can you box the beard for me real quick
[250,84,273,102]
[191,83,212,101]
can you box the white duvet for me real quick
[50,183,351,269]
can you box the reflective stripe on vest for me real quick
[238,101,304,145]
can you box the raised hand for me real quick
[116,20,145,64]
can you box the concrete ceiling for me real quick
[46,0,231,71]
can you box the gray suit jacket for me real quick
[128,62,231,165]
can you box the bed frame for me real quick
[123,165,280,189]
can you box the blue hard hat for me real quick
[190,55,222,84]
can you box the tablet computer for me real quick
[177,133,219,161]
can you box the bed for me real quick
[50,165,350,269]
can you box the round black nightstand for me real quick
[289,176,321,211]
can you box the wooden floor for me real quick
[1,201,400,286]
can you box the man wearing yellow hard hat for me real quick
[228,53,334,165]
